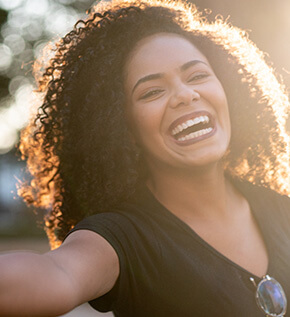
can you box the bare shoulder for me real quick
[46,229,120,304]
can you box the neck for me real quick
[146,162,238,220]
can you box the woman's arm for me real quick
[0,230,119,317]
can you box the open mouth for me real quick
[169,112,215,143]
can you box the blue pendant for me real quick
[251,275,287,316]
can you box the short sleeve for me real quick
[65,212,134,313]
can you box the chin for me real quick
[186,147,228,167]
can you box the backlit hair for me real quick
[18,0,290,248]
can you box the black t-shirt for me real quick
[68,179,290,316]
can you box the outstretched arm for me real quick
[0,230,119,317]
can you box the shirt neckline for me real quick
[136,177,273,280]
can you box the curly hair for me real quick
[18,0,290,249]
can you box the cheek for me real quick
[206,84,229,116]
[130,102,165,140]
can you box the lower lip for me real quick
[172,125,217,146]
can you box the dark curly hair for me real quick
[18,0,290,248]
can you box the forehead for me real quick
[125,33,209,85]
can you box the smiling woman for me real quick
[124,33,231,171]
[1,0,290,316]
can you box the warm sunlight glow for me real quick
[16,0,290,249]
[0,0,84,153]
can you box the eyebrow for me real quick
[131,59,208,95]
[180,59,208,72]
[132,73,163,95]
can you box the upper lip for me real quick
[168,110,214,135]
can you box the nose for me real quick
[170,82,200,109]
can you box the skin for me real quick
[124,33,231,173]
[0,33,268,316]
[0,231,119,316]
[124,33,268,277]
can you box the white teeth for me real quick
[177,127,213,142]
[182,123,188,130]
[171,115,210,136]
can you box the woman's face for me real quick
[124,33,231,173]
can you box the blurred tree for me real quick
[0,0,96,154]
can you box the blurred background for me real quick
[0,0,289,316]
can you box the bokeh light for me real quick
[0,44,12,72]
[0,0,93,154]
[0,0,289,156]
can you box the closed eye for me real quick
[188,72,209,82]
[139,89,165,100]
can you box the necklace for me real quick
[250,275,287,316]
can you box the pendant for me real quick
[250,275,287,316]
